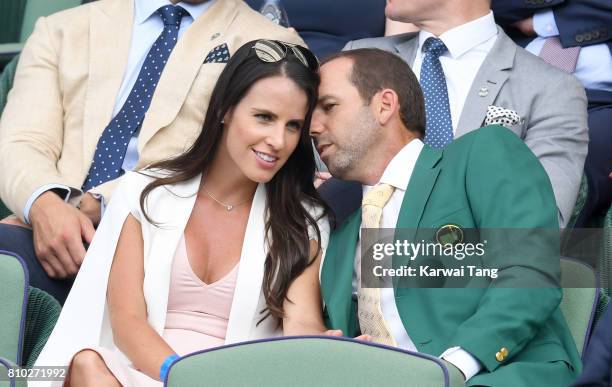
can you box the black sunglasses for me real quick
[252,39,319,71]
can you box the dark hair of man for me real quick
[138,40,331,324]
[323,48,426,138]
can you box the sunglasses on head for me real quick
[252,39,319,71]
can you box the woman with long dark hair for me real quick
[34,40,331,387]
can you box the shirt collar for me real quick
[363,138,424,195]
[418,11,497,59]
[135,0,215,25]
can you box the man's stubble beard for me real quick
[327,107,380,181]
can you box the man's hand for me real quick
[512,16,535,36]
[29,191,95,278]
[79,192,102,226]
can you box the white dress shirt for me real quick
[526,10,612,92]
[352,139,481,381]
[23,0,215,222]
[412,11,499,133]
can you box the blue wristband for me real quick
[159,354,180,381]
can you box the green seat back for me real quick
[0,252,28,364]
[22,287,61,367]
[0,55,18,112]
[560,258,598,356]
[0,1,28,44]
[0,56,20,218]
[603,205,612,296]
[567,174,589,228]
[0,357,26,387]
[166,337,465,387]
[19,0,82,43]
[0,0,82,68]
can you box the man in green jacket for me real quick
[311,48,580,386]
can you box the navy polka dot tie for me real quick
[82,5,186,192]
[420,37,453,149]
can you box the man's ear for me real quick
[375,88,400,126]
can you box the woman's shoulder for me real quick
[121,169,201,206]
[119,169,173,189]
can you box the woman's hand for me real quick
[314,172,331,189]
[323,329,372,342]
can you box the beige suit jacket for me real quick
[0,0,303,220]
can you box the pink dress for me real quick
[73,235,239,386]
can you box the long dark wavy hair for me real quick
[139,40,331,323]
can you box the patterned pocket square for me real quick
[485,105,523,128]
[204,43,230,64]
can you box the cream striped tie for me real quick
[358,183,397,346]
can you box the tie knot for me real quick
[423,37,447,58]
[362,184,395,209]
[157,5,186,27]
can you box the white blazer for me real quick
[33,171,329,385]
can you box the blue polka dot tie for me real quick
[420,37,453,149]
[82,5,186,192]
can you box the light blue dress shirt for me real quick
[526,10,612,92]
[24,0,215,222]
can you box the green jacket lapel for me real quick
[322,209,361,335]
[323,146,442,333]
[396,146,442,231]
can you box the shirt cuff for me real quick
[88,192,106,219]
[440,347,482,381]
[24,184,73,224]
[533,10,559,38]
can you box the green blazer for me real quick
[321,125,581,387]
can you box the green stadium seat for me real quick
[19,0,82,44]
[595,205,612,324]
[0,0,82,67]
[0,55,19,218]
[0,252,28,365]
[568,174,589,228]
[0,252,60,372]
[560,258,599,357]
[166,336,466,387]
[603,205,612,296]
[0,357,27,387]
[0,1,27,43]
[22,287,61,367]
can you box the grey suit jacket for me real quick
[344,28,589,226]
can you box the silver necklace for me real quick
[201,185,250,211]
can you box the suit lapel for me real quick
[456,28,515,136]
[225,183,268,344]
[83,0,133,169]
[321,210,361,334]
[138,0,239,149]
[395,36,419,66]
[396,147,442,235]
[144,173,201,333]
[392,147,441,287]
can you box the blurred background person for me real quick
[246,0,418,59]
[492,0,612,227]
